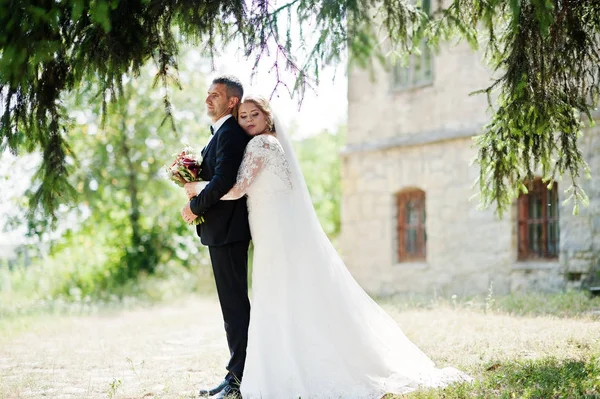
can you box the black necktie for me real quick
[210,126,215,135]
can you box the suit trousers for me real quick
[208,240,251,382]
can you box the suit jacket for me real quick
[190,117,251,246]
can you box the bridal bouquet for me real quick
[165,146,204,225]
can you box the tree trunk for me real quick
[119,108,142,263]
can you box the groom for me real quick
[181,75,251,398]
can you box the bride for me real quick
[186,96,471,398]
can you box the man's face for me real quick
[205,83,236,122]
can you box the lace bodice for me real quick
[222,134,293,200]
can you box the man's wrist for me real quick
[189,199,202,216]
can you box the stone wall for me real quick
[341,135,515,296]
[347,40,492,148]
[343,31,600,296]
[510,121,600,292]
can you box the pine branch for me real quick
[441,0,599,216]
[2,0,599,225]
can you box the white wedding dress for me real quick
[222,127,470,398]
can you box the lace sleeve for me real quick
[221,135,272,200]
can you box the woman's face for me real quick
[238,102,269,136]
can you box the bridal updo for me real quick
[240,95,276,133]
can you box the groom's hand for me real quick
[181,202,197,224]
[184,181,203,200]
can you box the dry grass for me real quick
[1,295,599,398]
[0,297,227,399]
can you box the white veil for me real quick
[237,105,472,398]
[265,108,472,395]
[271,110,325,229]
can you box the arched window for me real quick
[517,179,559,259]
[396,189,426,262]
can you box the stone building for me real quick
[341,37,600,296]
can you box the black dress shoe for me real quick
[198,379,229,397]
[214,384,241,399]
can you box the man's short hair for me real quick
[212,75,244,100]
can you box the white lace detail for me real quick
[222,134,293,201]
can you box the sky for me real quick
[202,2,349,137]
[202,49,348,137]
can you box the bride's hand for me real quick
[184,181,205,200]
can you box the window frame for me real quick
[391,42,434,91]
[517,179,560,260]
[391,0,434,91]
[396,189,427,262]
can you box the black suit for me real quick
[190,116,251,382]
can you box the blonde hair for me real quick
[239,95,275,133]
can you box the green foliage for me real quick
[434,1,600,216]
[295,125,345,237]
[0,53,346,300]
[0,0,222,225]
[1,52,213,299]
[0,254,214,322]
[404,357,600,399]
[4,0,598,220]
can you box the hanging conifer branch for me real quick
[1,0,599,224]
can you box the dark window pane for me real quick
[413,51,422,84]
[529,194,542,219]
[547,197,557,218]
[392,37,433,89]
[528,222,542,256]
[422,0,431,14]
[397,191,426,261]
[406,228,417,254]
[548,220,559,256]
[406,201,419,226]
[394,65,409,88]
[422,46,432,82]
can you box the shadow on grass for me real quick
[394,357,600,399]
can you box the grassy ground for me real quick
[0,265,217,338]
[381,291,600,398]
[405,357,600,399]
[385,306,600,398]
[0,292,599,398]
